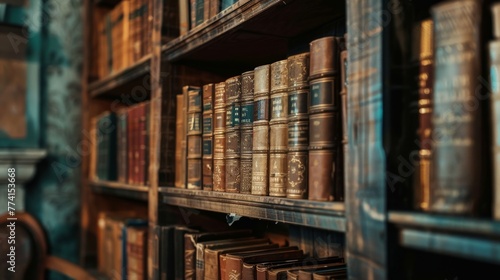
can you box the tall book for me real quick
[203,83,215,191]
[412,20,434,211]
[96,111,118,181]
[126,226,148,280]
[117,109,128,183]
[213,82,227,192]
[179,0,190,35]
[240,71,255,194]
[492,3,500,220]
[175,94,187,188]
[186,86,203,189]
[225,75,242,193]
[430,0,483,214]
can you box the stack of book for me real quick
[153,226,346,280]
[97,212,148,280]
[91,101,150,186]
[97,0,153,79]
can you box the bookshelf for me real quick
[81,0,500,279]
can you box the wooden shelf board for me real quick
[389,211,500,237]
[390,211,500,264]
[158,187,345,232]
[88,55,151,98]
[90,180,149,201]
[162,0,344,72]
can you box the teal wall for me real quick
[24,0,83,279]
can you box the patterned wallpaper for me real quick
[25,0,83,279]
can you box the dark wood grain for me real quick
[88,55,151,98]
[90,180,149,201]
[158,187,345,232]
[162,0,344,74]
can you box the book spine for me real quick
[226,257,243,280]
[202,83,214,190]
[176,94,186,188]
[252,65,271,195]
[269,60,288,197]
[210,0,220,18]
[412,20,433,211]
[241,71,255,193]
[187,87,203,190]
[213,82,227,192]
[287,151,308,199]
[309,36,338,80]
[195,243,206,280]
[308,149,335,201]
[225,75,242,193]
[184,234,197,280]
[179,0,190,35]
[430,0,483,214]
[242,263,256,280]
[492,42,500,219]
[308,36,341,201]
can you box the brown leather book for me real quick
[308,150,336,201]
[309,36,338,80]
[287,52,310,91]
[287,151,308,199]
[203,84,215,190]
[220,246,295,280]
[297,263,346,280]
[268,261,345,280]
[226,247,303,280]
[240,155,253,194]
[184,230,252,280]
[126,226,148,280]
[309,112,337,150]
[254,64,270,96]
[411,19,434,211]
[271,59,289,94]
[430,0,483,214]
[269,152,287,197]
[256,256,343,280]
[195,237,257,280]
[175,94,186,188]
[492,5,500,220]
[204,239,274,280]
[251,152,269,195]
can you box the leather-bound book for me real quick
[309,36,338,80]
[185,86,203,190]
[225,247,303,280]
[175,94,187,188]
[287,52,310,91]
[174,226,199,280]
[117,109,128,183]
[411,20,434,211]
[309,112,337,150]
[308,150,336,201]
[205,242,277,280]
[213,82,226,192]
[203,83,215,190]
[255,256,343,280]
[184,230,252,280]
[287,151,308,199]
[240,72,254,194]
[269,261,345,280]
[491,4,500,220]
[430,0,484,214]
[298,263,347,280]
[195,237,257,280]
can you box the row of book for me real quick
[91,101,150,185]
[175,36,347,201]
[97,212,148,280]
[97,0,152,79]
[154,226,347,280]
[182,0,239,34]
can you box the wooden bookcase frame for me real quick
[80,0,500,279]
